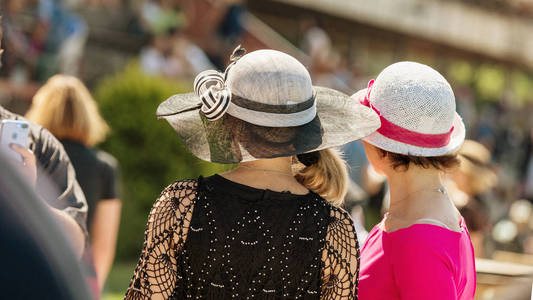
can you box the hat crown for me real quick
[226,50,313,105]
[370,61,455,135]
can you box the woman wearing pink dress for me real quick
[354,62,476,300]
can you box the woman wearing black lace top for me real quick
[124,47,380,300]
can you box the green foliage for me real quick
[475,64,505,101]
[95,64,230,261]
[511,71,533,105]
[448,60,473,85]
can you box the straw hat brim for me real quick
[362,112,465,156]
[157,86,381,163]
[352,88,466,157]
[458,156,497,193]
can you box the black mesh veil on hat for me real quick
[157,47,380,164]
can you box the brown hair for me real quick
[378,148,459,171]
[294,148,348,207]
[26,75,110,146]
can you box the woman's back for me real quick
[359,218,476,300]
[125,47,380,300]
[61,139,119,229]
[125,175,359,299]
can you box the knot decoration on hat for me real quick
[193,45,246,121]
[354,61,465,157]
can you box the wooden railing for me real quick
[476,257,533,299]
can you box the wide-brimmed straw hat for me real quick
[352,61,465,157]
[457,140,497,194]
[157,47,380,163]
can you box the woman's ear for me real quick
[362,141,387,175]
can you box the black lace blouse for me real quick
[124,175,360,299]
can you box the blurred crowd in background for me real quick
[0,0,245,84]
[2,0,533,298]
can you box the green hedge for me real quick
[95,64,231,261]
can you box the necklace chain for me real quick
[393,185,448,206]
[237,165,294,177]
[386,186,450,226]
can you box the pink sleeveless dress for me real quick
[358,218,476,300]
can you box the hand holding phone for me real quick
[0,120,36,185]
[1,120,30,162]
[9,143,37,185]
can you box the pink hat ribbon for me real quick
[361,80,454,149]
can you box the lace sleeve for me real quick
[124,180,197,300]
[320,208,360,300]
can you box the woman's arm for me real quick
[124,180,197,300]
[90,198,122,291]
[321,208,360,300]
[11,142,86,257]
[32,126,88,256]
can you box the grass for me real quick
[102,294,123,300]
[101,261,136,300]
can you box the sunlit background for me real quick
[2,0,533,299]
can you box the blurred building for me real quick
[249,0,533,72]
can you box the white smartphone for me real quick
[0,120,30,162]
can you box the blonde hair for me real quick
[294,148,348,207]
[26,75,110,146]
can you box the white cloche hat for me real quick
[353,61,465,156]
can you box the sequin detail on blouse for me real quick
[124,176,360,299]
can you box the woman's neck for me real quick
[383,164,461,232]
[386,165,446,215]
[221,157,309,194]
[238,157,294,175]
